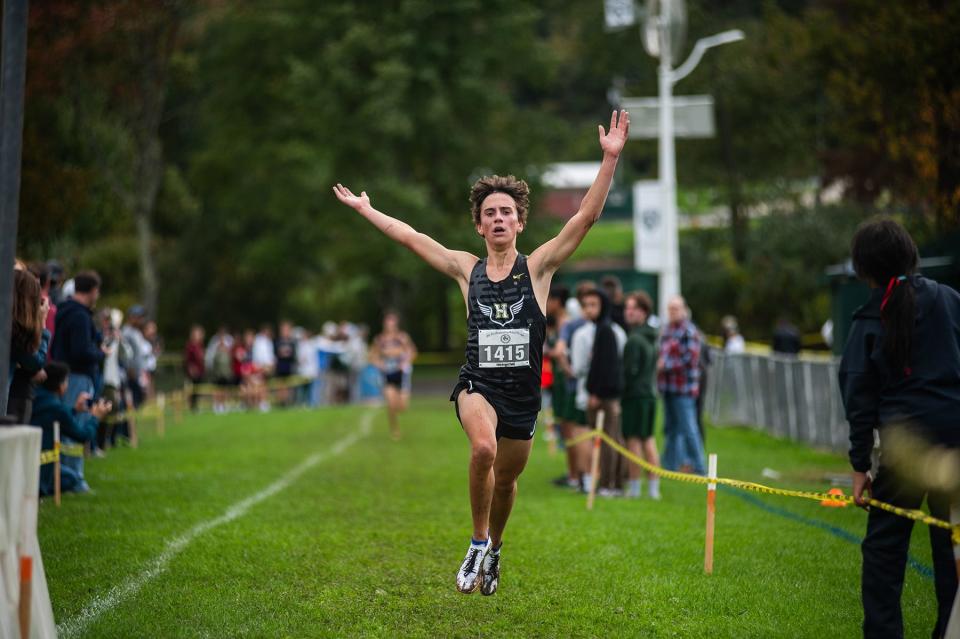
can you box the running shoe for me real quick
[480,547,500,596]
[456,540,488,594]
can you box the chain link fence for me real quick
[705,350,848,451]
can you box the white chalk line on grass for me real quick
[57,411,375,639]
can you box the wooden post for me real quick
[586,411,605,511]
[175,387,184,424]
[54,421,61,507]
[546,408,557,458]
[157,393,166,437]
[19,555,32,639]
[704,453,718,574]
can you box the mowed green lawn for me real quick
[38,399,941,638]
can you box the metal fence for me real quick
[704,350,848,451]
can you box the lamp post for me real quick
[646,0,743,318]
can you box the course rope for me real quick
[565,429,960,544]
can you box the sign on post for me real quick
[633,181,666,273]
[604,0,637,31]
[620,95,716,139]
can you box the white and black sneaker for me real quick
[456,540,489,594]
[480,546,500,596]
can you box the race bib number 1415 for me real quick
[478,329,530,368]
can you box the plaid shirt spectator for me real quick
[657,319,701,397]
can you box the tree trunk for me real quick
[127,7,180,319]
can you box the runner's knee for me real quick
[471,440,497,467]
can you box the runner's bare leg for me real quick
[458,390,498,541]
[489,437,533,547]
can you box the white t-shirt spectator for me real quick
[252,332,276,371]
[570,321,627,411]
[297,336,319,379]
[724,334,746,354]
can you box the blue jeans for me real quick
[661,393,706,475]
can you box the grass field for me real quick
[38,399,942,638]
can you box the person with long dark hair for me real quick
[7,268,50,422]
[839,217,960,638]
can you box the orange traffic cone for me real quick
[820,487,848,508]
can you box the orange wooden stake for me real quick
[705,453,718,574]
[585,411,605,511]
[19,555,32,639]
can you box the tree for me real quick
[815,0,960,231]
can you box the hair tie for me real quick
[880,275,908,312]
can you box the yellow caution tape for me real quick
[61,443,85,457]
[565,430,960,544]
[39,450,59,465]
[187,375,312,397]
[566,430,597,448]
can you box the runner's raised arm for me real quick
[529,110,630,280]
[332,184,477,285]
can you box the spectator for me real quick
[839,218,959,638]
[657,295,706,475]
[32,361,110,495]
[600,274,627,332]
[274,321,297,379]
[46,260,65,306]
[622,291,661,499]
[296,327,321,407]
[7,269,51,422]
[235,329,268,411]
[252,324,276,377]
[772,317,802,355]
[571,288,627,496]
[546,285,581,490]
[205,326,234,414]
[49,270,105,410]
[29,261,57,342]
[342,322,369,403]
[184,324,206,412]
[142,319,161,400]
[721,315,746,354]
[120,306,150,408]
[96,308,125,451]
[555,280,595,490]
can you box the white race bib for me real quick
[478,329,530,368]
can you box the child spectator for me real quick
[32,361,111,495]
[8,268,51,423]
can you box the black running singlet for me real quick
[451,254,546,436]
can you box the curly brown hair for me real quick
[12,269,43,354]
[469,175,530,226]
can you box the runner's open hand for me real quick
[332,184,370,211]
[599,109,630,157]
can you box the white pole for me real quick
[658,12,680,321]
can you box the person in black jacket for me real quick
[838,218,960,639]
[49,271,105,409]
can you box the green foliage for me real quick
[17,0,960,349]
[681,204,871,339]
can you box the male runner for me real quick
[369,311,417,439]
[332,109,629,595]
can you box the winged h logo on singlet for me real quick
[476,295,524,328]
